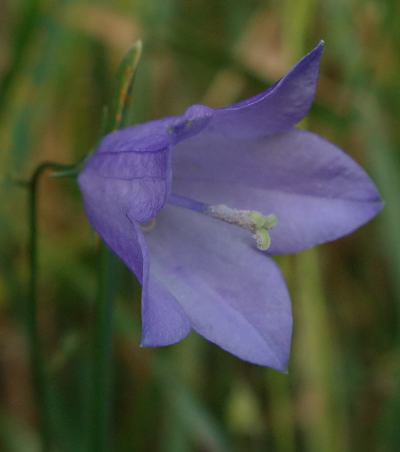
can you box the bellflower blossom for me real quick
[78,42,382,370]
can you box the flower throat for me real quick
[161,193,277,251]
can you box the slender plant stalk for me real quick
[28,161,78,452]
[90,245,116,452]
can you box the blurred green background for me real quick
[1,0,399,451]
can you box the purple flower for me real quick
[78,42,382,370]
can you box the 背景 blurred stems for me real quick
[293,249,348,452]
[282,1,348,451]
[266,370,296,452]
[282,0,316,61]
[359,94,400,449]
[24,39,143,452]
[115,304,232,452]
[0,0,41,120]
[321,0,400,446]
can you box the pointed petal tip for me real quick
[139,318,192,348]
[274,344,291,371]
[298,41,324,68]
[264,346,291,372]
[140,330,160,347]
[139,335,155,348]
[139,332,191,348]
[196,332,292,370]
[277,358,290,374]
[254,356,290,371]
[372,197,384,216]
[271,360,289,373]
[209,39,326,137]
[240,347,291,370]
[365,197,384,225]
[139,333,164,348]
[308,40,324,60]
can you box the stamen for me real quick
[167,194,277,251]
[168,193,207,213]
[207,204,277,251]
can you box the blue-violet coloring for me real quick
[78,42,382,370]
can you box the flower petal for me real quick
[143,204,292,369]
[79,163,169,225]
[139,268,192,347]
[208,41,324,137]
[96,117,172,154]
[172,128,383,254]
[95,104,213,155]
[78,171,147,282]
[81,107,213,222]
[78,152,170,279]
[78,168,191,345]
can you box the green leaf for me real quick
[107,40,143,132]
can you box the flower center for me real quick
[167,194,277,251]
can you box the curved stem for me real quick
[27,161,77,452]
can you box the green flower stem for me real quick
[27,161,79,452]
[90,245,116,452]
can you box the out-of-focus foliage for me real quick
[0,0,399,451]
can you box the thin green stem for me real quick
[90,245,117,452]
[27,161,79,452]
